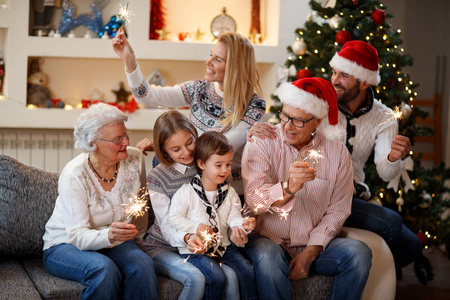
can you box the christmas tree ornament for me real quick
[267,113,280,125]
[292,39,307,55]
[59,0,110,36]
[387,156,415,192]
[395,196,404,212]
[371,9,386,25]
[416,231,428,247]
[335,30,351,45]
[400,102,412,119]
[329,15,342,29]
[296,68,312,79]
[419,192,432,208]
[277,65,297,83]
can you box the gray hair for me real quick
[74,103,128,153]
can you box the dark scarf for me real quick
[190,173,228,257]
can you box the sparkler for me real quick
[117,2,135,23]
[379,106,402,126]
[303,149,324,168]
[279,209,289,221]
[122,188,149,219]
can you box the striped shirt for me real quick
[241,125,353,257]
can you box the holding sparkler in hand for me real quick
[170,132,257,300]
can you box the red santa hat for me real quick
[329,40,381,86]
[276,77,345,141]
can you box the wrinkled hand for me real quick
[388,135,411,162]
[111,28,137,73]
[136,138,154,155]
[232,227,248,246]
[242,217,256,232]
[288,245,322,280]
[108,222,138,244]
[288,161,316,193]
[246,122,277,142]
[187,235,206,254]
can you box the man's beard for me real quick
[335,83,360,104]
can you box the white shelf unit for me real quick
[0,0,296,130]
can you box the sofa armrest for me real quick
[339,227,396,300]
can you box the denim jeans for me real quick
[153,251,205,300]
[244,234,372,300]
[181,243,256,300]
[344,197,422,270]
[43,241,158,300]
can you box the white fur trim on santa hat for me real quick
[330,53,381,86]
[276,83,329,119]
[318,118,346,141]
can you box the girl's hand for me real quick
[243,217,256,232]
[108,222,138,244]
[232,227,248,246]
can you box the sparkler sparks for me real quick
[304,149,324,166]
[122,188,149,219]
[279,209,289,221]
[118,3,134,23]
[380,106,402,126]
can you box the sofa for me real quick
[0,154,395,300]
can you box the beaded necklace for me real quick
[88,156,118,183]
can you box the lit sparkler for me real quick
[380,106,402,126]
[279,209,289,221]
[122,188,149,219]
[118,2,135,23]
[303,149,324,168]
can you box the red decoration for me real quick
[81,99,91,108]
[352,0,358,5]
[125,98,138,113]
[51,98,62,107]
[250,0,261,43]
[416,232,428,247]
[335,30,352,45]
[149,0,165,40]
[178,32,188,41]
[371,9,386,25]
[296,69,312,80]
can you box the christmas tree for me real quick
[271,0,450,284]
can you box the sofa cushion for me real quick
[0,258,42,300]
[0,155,59,258]
[290,274,333,299]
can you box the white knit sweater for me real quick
[337,98,401,196]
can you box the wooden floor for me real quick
[396,246,450,299]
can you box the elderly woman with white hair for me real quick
[42,103,158,300]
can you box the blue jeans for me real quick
[43,241,158,300]
[344,197,422,270]
[153,251,205,300]
[181,243,257,300]
[244,234,372,300]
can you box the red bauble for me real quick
[416,232,428,247]
[296,69,312,79]
[371,9,386,25]
[335,30,352,45]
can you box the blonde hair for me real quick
[153,110,198,166]
[219,32,262,129]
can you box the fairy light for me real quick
[383,34,387,40]
[314,49,318,54]
[321,68,326,72]
[397,29,402,33]
[317,30,321,34]
[398,78,402,82]
[366,36,370,41]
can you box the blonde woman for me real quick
[112,30,265,196]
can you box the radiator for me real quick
[0,129,80,173]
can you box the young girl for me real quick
[169,131,257,300]
[142,110,240,300]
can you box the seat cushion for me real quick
[291,274,334,300]
[0,155,59,258]
[0,258,42,300]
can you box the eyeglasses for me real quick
[98,131,130,145]
[278,111,315,128]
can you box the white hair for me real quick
[74,103,128,153]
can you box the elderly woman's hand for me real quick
[136,138,154,155]
[108,222,138,244]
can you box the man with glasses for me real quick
[241,77,372,300]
